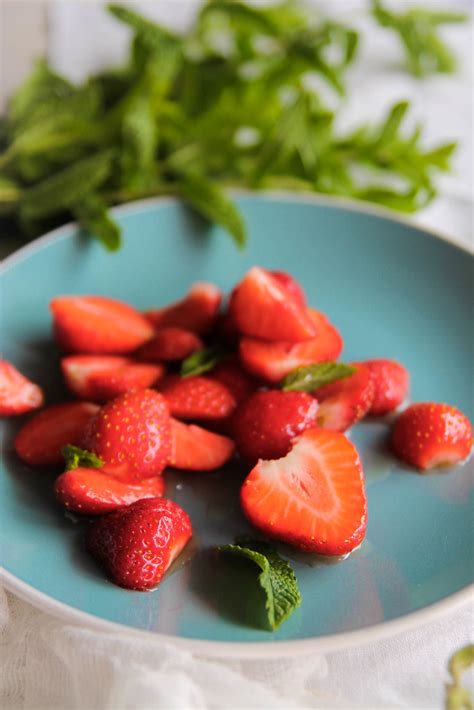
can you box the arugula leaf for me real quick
[74,194,121,251]
[62,445,104,471]
[282,362,356,392]
[446,645,474,710]
[219,538,302,630]
[181,346,226,378]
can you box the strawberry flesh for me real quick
[241,428,367,555]
[209,358,259,404]
[170,418,235,470]
[0,360,44,417]
[315,363,374,432]
[55,468,165,515]
[270,270,306,307]
[86,497,192,590]
[159,375,236,421]
[362,359,409,415]
[145,283,222,336]
[137,327,202,362]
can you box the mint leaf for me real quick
[219,538,301,630]
[62,445,104,472]
[181,346,225,378]
[74,195,121,251]
[282,362,356,393]
[446,645,474,710]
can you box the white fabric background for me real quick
[1,2,473,708]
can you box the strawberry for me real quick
[0,360,44,416]
[54,468,165,515]
[15,401,99,467]
[233,390,319,463]
[391,403,473,471]
[315,364,374,432]
[209,358,259,404]
[86,497,192,590]
[239,310,343,383]
[61,355,164,403]
[362,359,409,415]
[159,375,236,421]
[229,267,317,342]
[84,389,172,479]
[50,295,154,354]
[170,418,235,470]
[270,271,306,307]
[241,428,367,555]
[137,327,203,362]
[145,283,222,336]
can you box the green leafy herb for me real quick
[181,345,226,378]
[219,538,301,630]
[62,445,104,471]
[282,362,356,392]
[446,645,474,710]
[372,1,467,77]
[74,194,121,251]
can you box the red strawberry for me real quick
[137,327,203,362]
[209,359,259,404]
[241,428,367,555]
[145,283,222,336]
[229,267,317,342]
[15,401,99,467]
[55,468,165,515]
[84,389,171,479]
[316,364,374,432]
[0,360,44,416]
[61,355,164,403]
[233,390,319,463]
[270,271,306,307]
[391,403,473,471]
[239,310,343,383]
[170,418,235,470]
[362,359,409,415]
[50,295,154,354]
[159,375,236,421]
[86,498,192,590]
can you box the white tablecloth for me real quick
[1,2,473,708]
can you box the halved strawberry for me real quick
[54,468,165,515]
[159,375,236,421]
[270,271,306,307]
[170,418,235,470]
[137,327,203,362]
[0,360,44,416]
[51,295,154,354]
[145,283,222,336]
[362,359,410,415]
[239,310,343,383]
[315,364,374,432]
[391,403,473,470]
[61,355,164,403]
[15,401,99,467]
[229,267,317,342]
[241,428,367,555]
[209,358,259,404]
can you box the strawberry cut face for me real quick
[0,360,44,417]
[145,283,222,336]
[315,364,374,432]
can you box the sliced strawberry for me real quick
[270,271,306,307]
[209,358,259,404]
[15,401,99,467]
[241,428,367,555]
[137,327,203,362]
[86,497,192,590]
[233,390,319,463]
[61,355,164,403]
[50,295,154,354]
[362,359,410,415]
[239,310,343,383]
[84,389,171,480]
[170,418,235,470]
[391,403,473,471]
[54,467,165,515]
[145,283,222,336]
[0,360,44,417]
[315,364,374,432]
[229,267,317,342]
[159,375,236,421]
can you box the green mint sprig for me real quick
[62,445,104,472]
[281,362,356,393]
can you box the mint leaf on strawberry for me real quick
[62,444,104,471]
[180,346,225,378]
[281,362,356,393]
[219,538,301,631]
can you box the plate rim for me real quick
[2,190,473,657]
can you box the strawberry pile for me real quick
[1,268,472,593]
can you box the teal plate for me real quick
[1,194,473,657]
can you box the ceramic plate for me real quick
[1,194,473,657]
